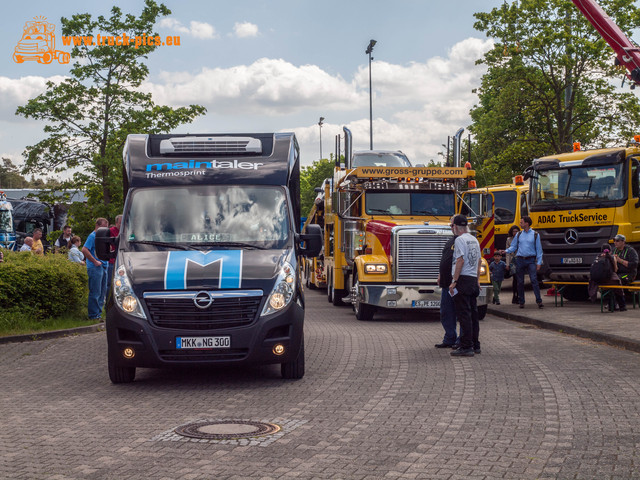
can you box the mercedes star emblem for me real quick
[194,291,214,309]
[564,228,579,245]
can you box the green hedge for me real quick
[0,250,88,320]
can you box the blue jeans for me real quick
[87,265,108,319]
[439,287,458,345]
[516,257,542,305]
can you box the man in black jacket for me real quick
[613,234,638,285]
[435,218,458,348]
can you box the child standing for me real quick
[489,252,507,305]
[68,236,85,265]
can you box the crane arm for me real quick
[572,0,640,85]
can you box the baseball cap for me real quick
[614,234,626,241]
[452,214,468,227]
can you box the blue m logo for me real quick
[165,250,243,290]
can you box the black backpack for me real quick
[590,255,612,283]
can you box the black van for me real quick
[96,133,321,383]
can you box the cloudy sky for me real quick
[1,0,509,177]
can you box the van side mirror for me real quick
[95,227,117,261]
[298,224,322,257]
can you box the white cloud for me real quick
[233,22,259,38]
[0,75,67,118]
[159,18,218,39]
[149,58,364,114]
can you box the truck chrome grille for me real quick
[396,234,450,281]
[145,296,262,330]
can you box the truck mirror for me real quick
[95,227,117,261]
[299,224,322,257]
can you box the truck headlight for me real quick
[113,265,146,319]
[365,263,388,274]
[262,262,295,316]
[479,263,487,276]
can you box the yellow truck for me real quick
[525,138,640,299]
[319,128,494,320]
[465,177,529,252]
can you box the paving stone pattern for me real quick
[1,289,640,479]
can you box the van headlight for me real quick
[113,264,146,319]
[261,262,295,316]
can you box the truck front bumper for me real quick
[357,284,493,309]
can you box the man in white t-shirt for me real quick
[448,214,482,357]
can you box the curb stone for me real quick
[0,322,105,345]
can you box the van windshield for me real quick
[124,185,290,249]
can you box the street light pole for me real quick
[366,39,376,150]
[318,116,324,160]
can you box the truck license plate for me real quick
[412,300,440,308]
[176,336,231,349]
[561,257,583,264]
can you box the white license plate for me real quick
[480,287,487,296]
[412,300,440,308]
[176,336,231,349]
[562,257,583,264]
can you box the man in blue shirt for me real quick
[82,217,109,320]
[501,216,544,309]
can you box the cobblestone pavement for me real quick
[1,289,640,480]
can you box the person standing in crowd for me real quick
[20,237,33,252]
[82,218,109,321]
[31,228,44,255]
[489,252,507,305]
[612,234,638,285]
[435,217,459,349]
[505,225,520,304]
[54,225,73,252]
[67,236,85,265]
[449,214,482,357]
[502,216,544,309]
[107,215,122,288]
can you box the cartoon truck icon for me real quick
[13,18,70,64]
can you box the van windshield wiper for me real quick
[128,240,190,250]
[191,241,267,250]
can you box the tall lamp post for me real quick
[365,39,376,150]
[318,116,324,160]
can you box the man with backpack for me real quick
[500,216,544,309]
[612,234,638,285]
[588,244,625,311]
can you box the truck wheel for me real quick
[281,339,304,379]
[58,52,70,64]
[108,353,136,384]
[478,305,487,320]
[353,273,375,321]
[39,53,53,64]
[331,284,347,306]
[327,272,333,303]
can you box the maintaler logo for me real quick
[13,16,70,64]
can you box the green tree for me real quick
[0,158,30,189]
[301,157,337,216]
[470,0,640,186]
[16,1,206,219]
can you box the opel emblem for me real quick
[194,291,214,309]
[565,228,579,245]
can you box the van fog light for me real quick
[269,293,286,310]
[273,344,285,356]
[122,296,138,313]
[123,347,135,359]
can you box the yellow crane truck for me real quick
[317,127,493,320]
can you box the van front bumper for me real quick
[105,296,304,370]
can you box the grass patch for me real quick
[0,309,100,337]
